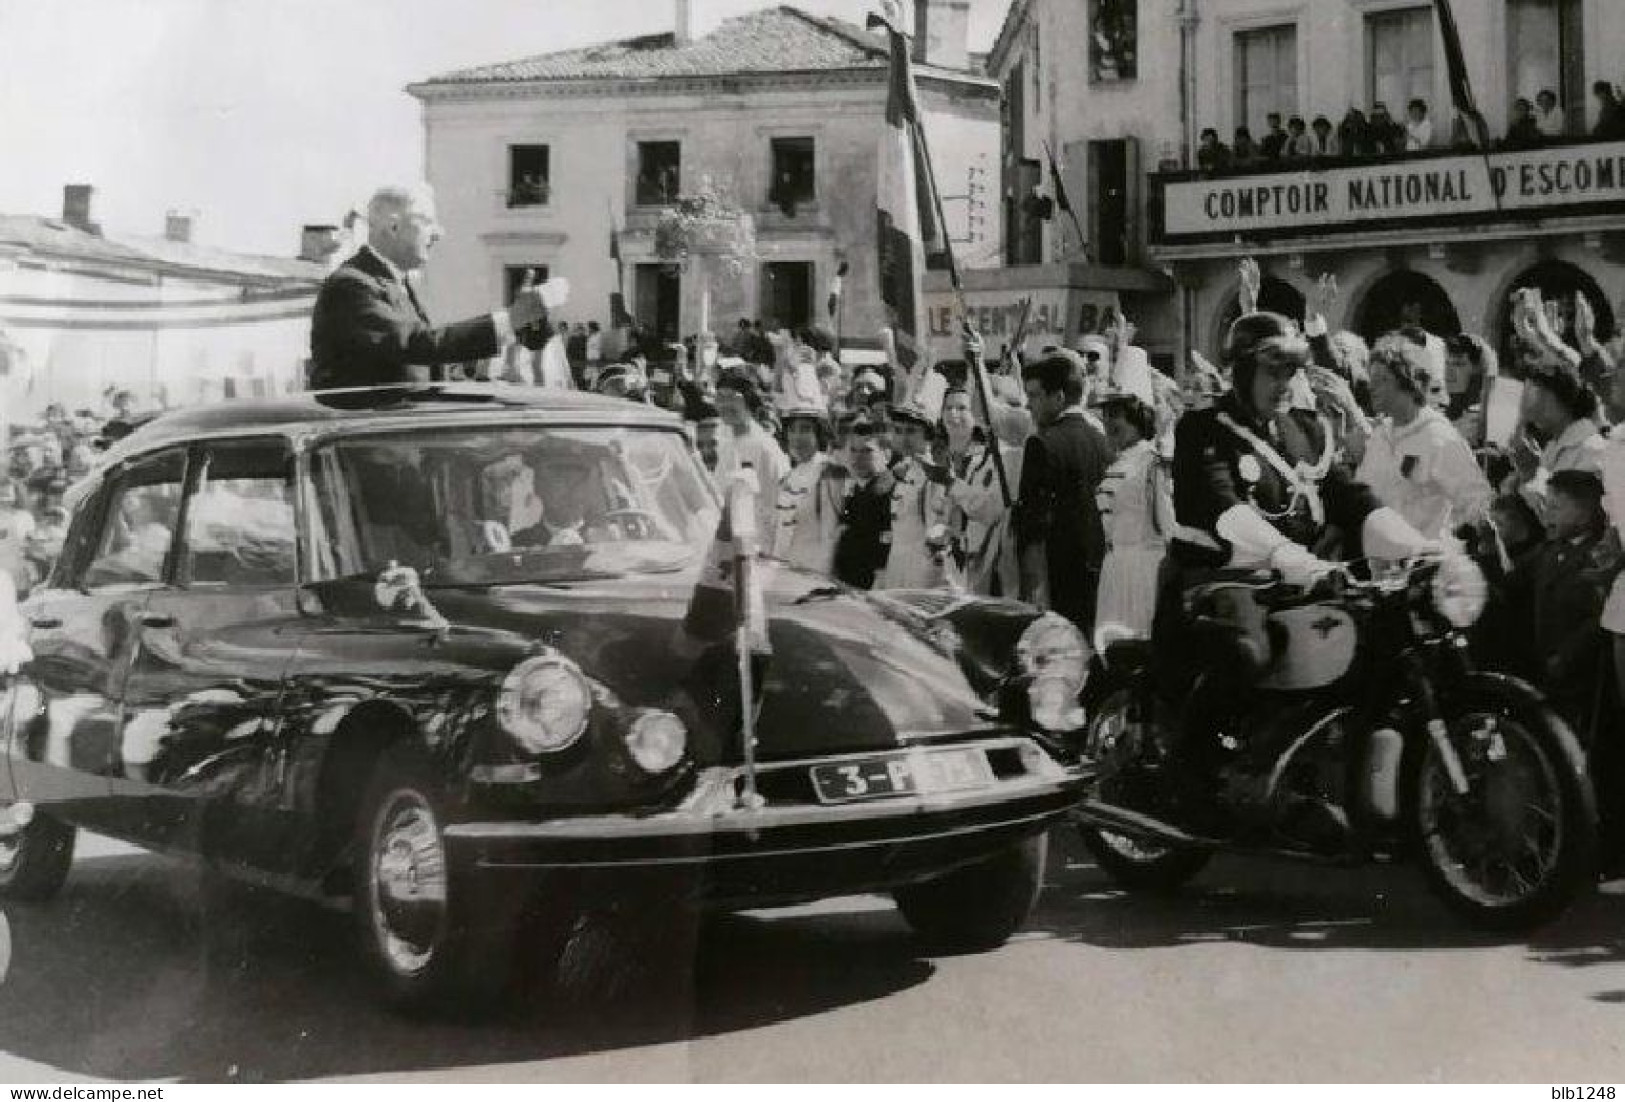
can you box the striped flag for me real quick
[868,1,947,385]
[1435,0,1490,149]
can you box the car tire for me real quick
[0,810,75,902]
[354,746,524,1014]
[893,834,1046,951]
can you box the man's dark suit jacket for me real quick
[1013,409,1114,631]
[308,246,500,390]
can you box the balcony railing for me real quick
[1149,135,1625,248]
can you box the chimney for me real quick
[913,0,970,72]
[674,0,692,45]
[299,224,343,265]
[164,211,194,244]
[62,184,99,235]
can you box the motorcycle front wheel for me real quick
[1077,823,1211,894]
[1410,675,1596,933]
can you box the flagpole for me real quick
[1042,140,1089,263]
[731,467,765,812]
[912,102,1013,509]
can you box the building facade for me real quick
[0,186,329,420]
[1153,0,1625,366]
[994,0,1625,370]
[985,0,1180,365]
[408,3,1001,351]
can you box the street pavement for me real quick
[1,829,1623,1083]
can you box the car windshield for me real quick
[309,424,718,586]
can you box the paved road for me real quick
[1,829,1624,1083]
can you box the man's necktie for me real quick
[403,277,430,324]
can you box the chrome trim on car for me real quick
[444,737,1078,844]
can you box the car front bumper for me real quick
[443,737,1087,906]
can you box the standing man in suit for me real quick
[309,185,551,390]
[1015,351,1115,631]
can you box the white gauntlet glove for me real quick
[1362,506,1437,562]
[1269,542,1337,589]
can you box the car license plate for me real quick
[810,749,993,805]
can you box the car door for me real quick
[11,446,188,838]
[115,436,305,864]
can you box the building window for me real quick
[760,262,814,332]
[503,265,550,306]
[635,142,682,206]
[1089,0,1137,83]
[1507,0,1583,135]
[1366,7,1434,118]
[507,146,551,208]
[1088,138,1138,267]
[768,137,816,215]
[1234,25,1297,135]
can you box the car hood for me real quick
[422,563,1003,764]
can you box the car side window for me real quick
[78,448,188,592]
[178,438,297,588]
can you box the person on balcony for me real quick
[1368,102,1404,154]
[1231,127,1259,165]
[1260,113,1289,160]
[1196,128,1232,173]
[1536,89,1566,139]
[1338,107,1372,158]
[1405,99,1434,152]
[1594,81,1625,140]
[1505,97,1545,149]
[1307,116,1340,159]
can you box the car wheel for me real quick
[0,809,75,902]
[893,834,1046,951]
[354,746,524,1014]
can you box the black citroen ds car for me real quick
[0,386,1089,1010]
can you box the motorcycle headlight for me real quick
[625,710,687,774]
[1431,553,1488,629]
[1017,613,1090,731]
[497,656,592,754]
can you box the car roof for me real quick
[98,384,684,462]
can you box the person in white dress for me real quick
[1356,339,1492,539]
[1091,361,1173,653]
[772,404,845,574]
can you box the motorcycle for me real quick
[1072,552,1597,933]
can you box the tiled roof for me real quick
[0,215,324,284]
[417,5,980,87]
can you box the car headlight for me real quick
[625,710,687,774]
[497,656,591,754]
[1431,553,1488,629]
[1017,613,1090,731]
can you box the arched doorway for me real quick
[1354,270,1461,343]
[1214,277,1306,353]
[1497,260,1615,372]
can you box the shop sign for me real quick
[1158,140,1625,241]
[924,287,1120,362]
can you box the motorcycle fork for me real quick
[1403,652,1471,798]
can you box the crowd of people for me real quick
[0,393,143,595]
[550,259,1625,791]
[1196,82,1625,175]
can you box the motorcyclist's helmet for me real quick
[1224,311,1310,393]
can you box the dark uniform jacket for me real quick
[1171,393,1380,569]
[1014,409,1114,629]
[309,246,501,390]
[833,476,892,591]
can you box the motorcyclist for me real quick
[1155,311,1435,829]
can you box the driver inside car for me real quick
[1157,311,1435,829]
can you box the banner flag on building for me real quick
[1435,0,1491,149]
[867,0,945,383]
